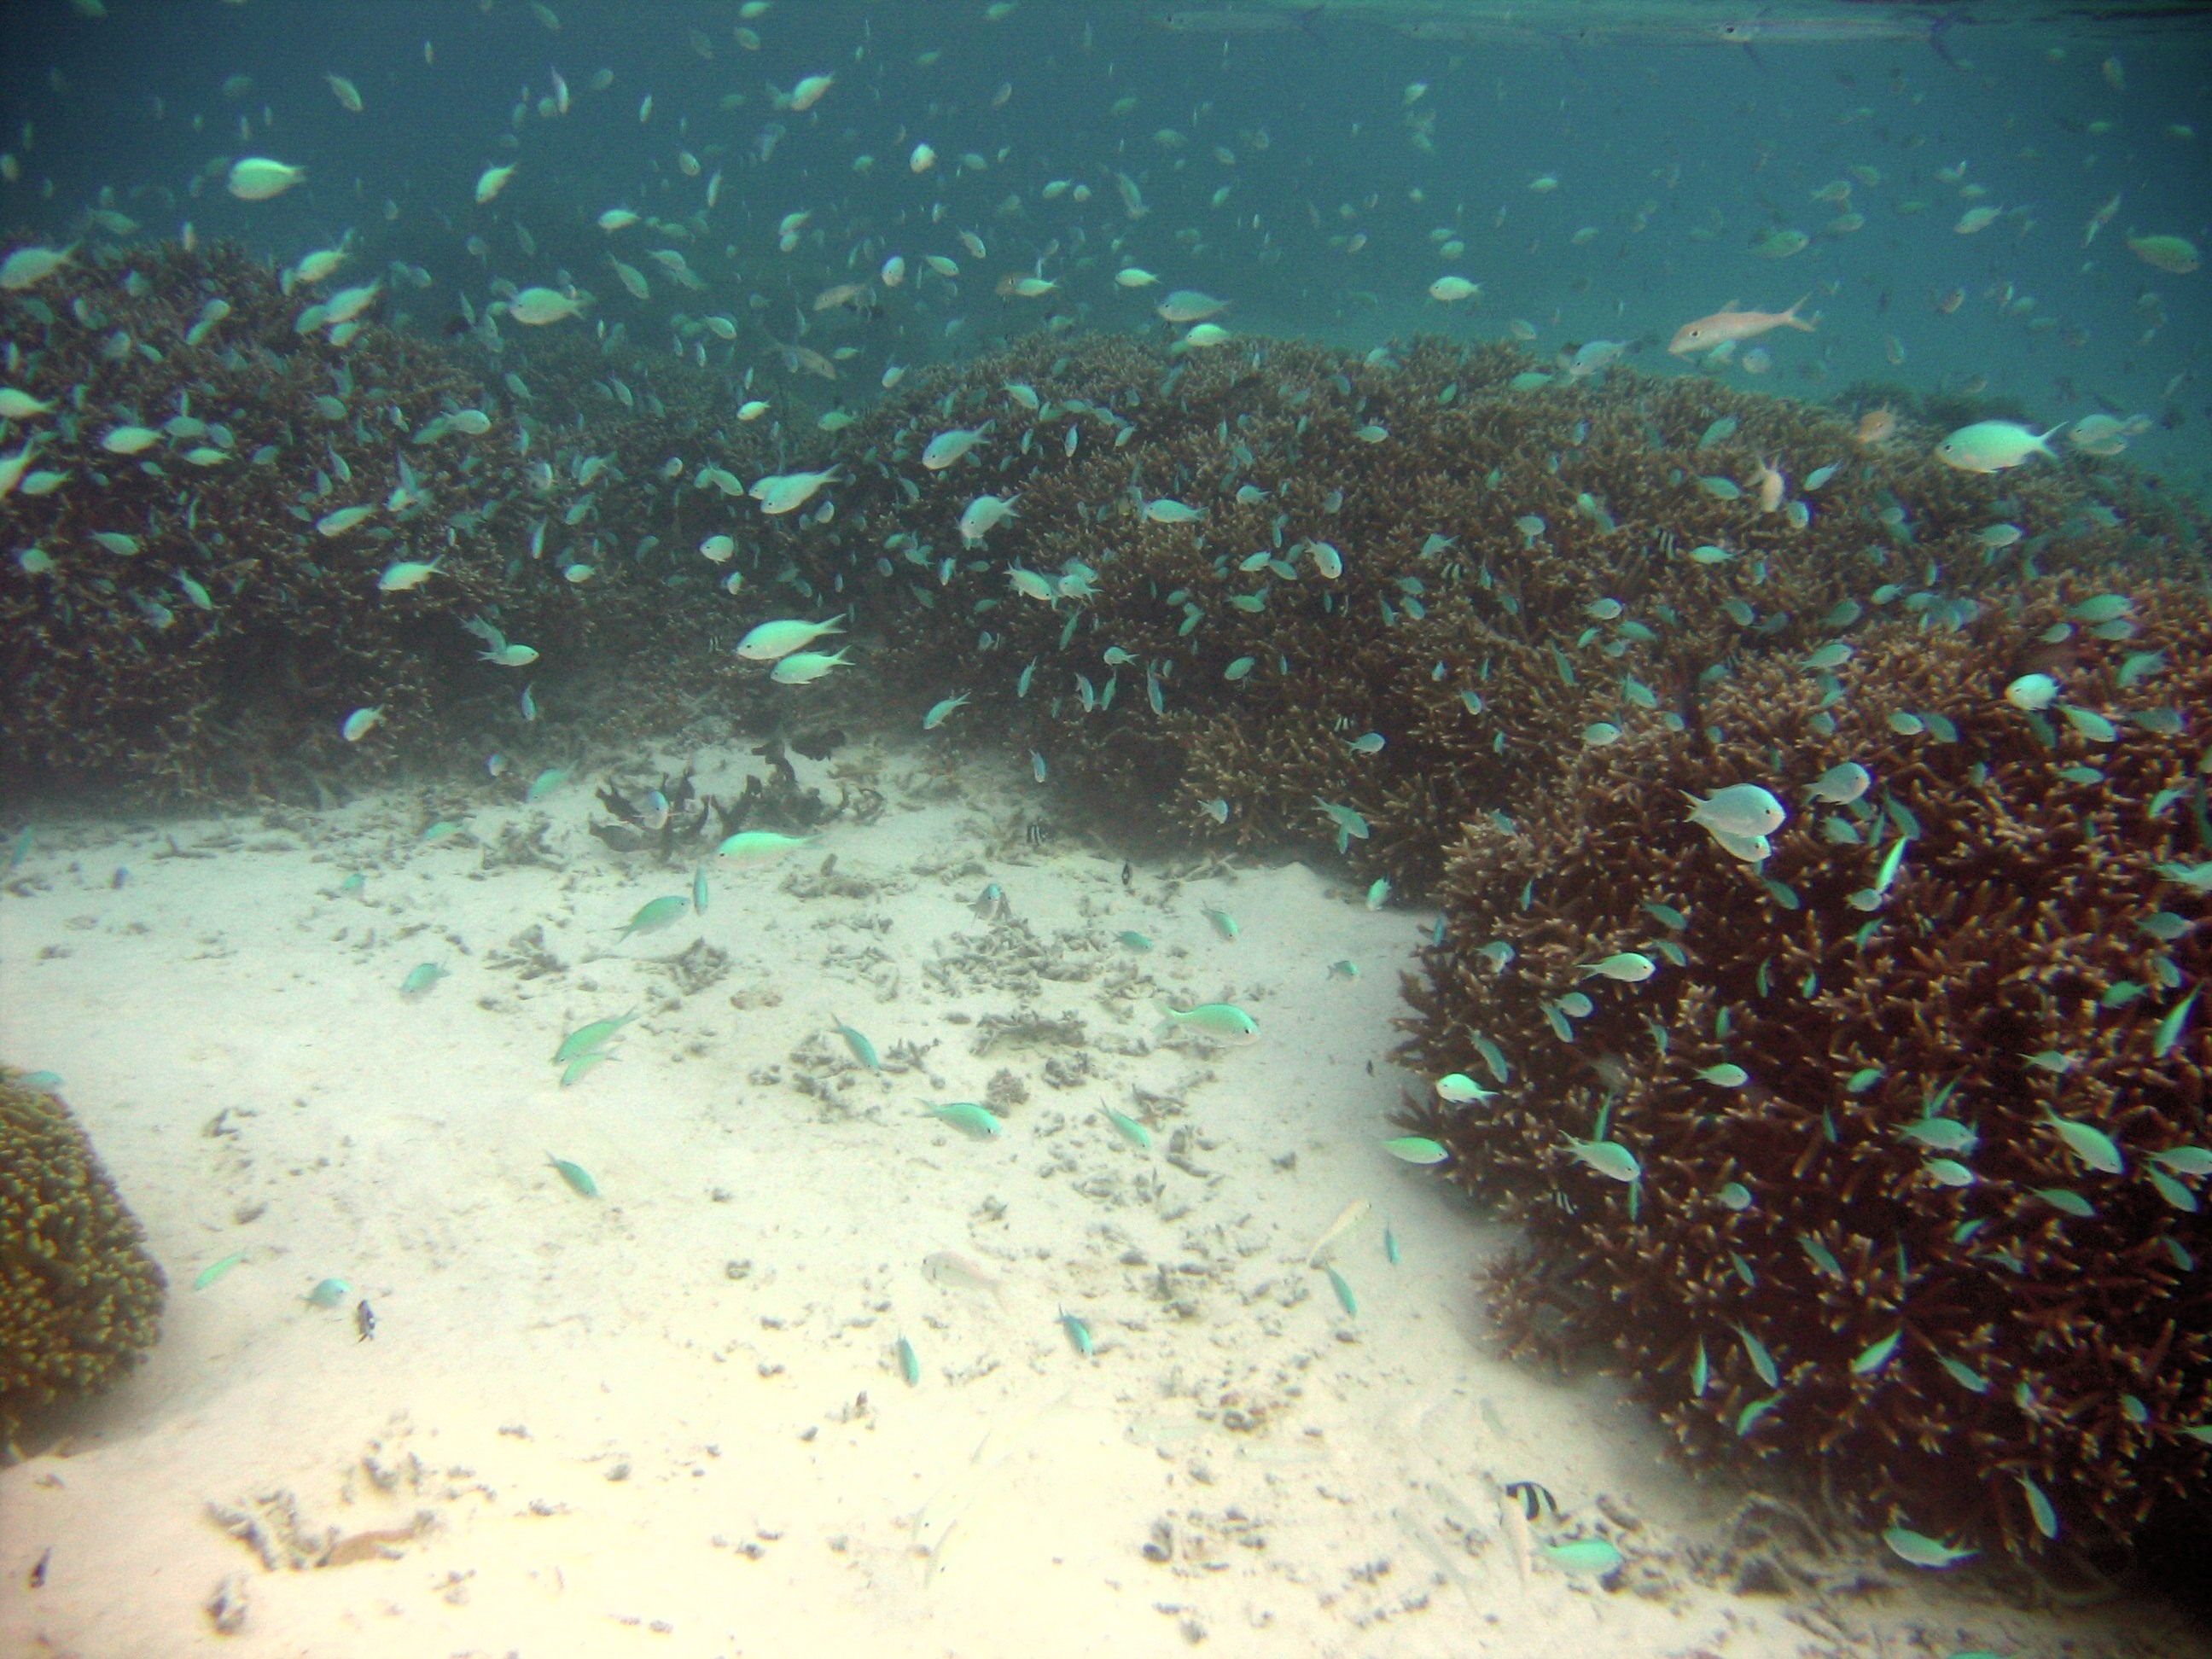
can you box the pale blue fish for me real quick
[925,1101,1003,1139]
[835,1016,881,1071]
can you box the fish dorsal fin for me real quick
[1719,299,1743,312]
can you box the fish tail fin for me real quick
[1785,291,1817,329]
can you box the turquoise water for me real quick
[3,0,2204,482]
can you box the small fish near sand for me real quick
[1155,1000,1260,1045]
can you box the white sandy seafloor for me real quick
[0,730,2203,1659]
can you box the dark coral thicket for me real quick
[1394,588,2212,1557]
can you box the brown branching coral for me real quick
[1,1069,166,1453]
[803,329,2202,895]
[1394,577,2212,1559]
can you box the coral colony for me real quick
[5,236,2209,1561]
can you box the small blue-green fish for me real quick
[1883,1527,1975,1569]
[2046,1111,2123,1174]
[617,894,690,942]
[525,767,566,802]
[923,692,970,730]
[1201,798,1230,824]
[1382,1136,1450,1165]
[1326,958,1359,981]
[1365,878,1390,911]
[1642,900,1689,931]
[1899,1117,1976,1153]
[1100,1104,1152,1151]
[1346,732,1386,755]
[562,1051,616,1086]
[14,1070,62,1092]
[1224,655,1256,681]
[897,1334,921,1386]
[1579,952,1655,982]
[554,1012,637,1065]
[1718,1182,1752,1210]
[2156,861,2212,894]
[1696,475,1743,500]
[337,872,366,896]
[2032,1187,2094,1218]
[1563,1136,1639,1182]
[194,1252,245,1290]
[1058,1306,1095,1358]
[1383,1225,1400,1266]
[1204,905,1238,940]
[306,1277,352,1308]
[1323,1263,1358,1318]
[1031,751,1048,783]
[693,865,709,917]
[2020,1476,2059,1540]
[717,830,812,865]
[1738,1394,1782,1435]
[1314,800,1370,840]
[835,1016,881,1071]
[2069,593,2132,624]
[521,683,538,720]
[420,821,463,843]
[1924,1157,1976,1187]
[1697,1063,1749,1086]
[925,1100,1003,1139]
[2118,650,2168,690]
[399,962,446,996]
[1738,1324,1779,1388]
[2154,1146,2212,1178]
[1117,930,1153,952]
[547,1155,598,1197]
[1542,1539,1623,1576]
[1851,1329,1901,1375]
[1470,1033,1511,1083]
[1806,762,1871,805]
[1691,1337,1710,1395]
[1683,784,1786,839]
[2155,986,2199,1058]
[1144,497,1203,524]
[341,706,385,742]
[1157,1001,1260,1045]
[6,824,30,871]
[1435,1073,1493,1103]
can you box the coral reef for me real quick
[0,241,780,797]
[9,240,2210,1556]
[1394,578,2212,1559]
[786,331,2203,893]
[0,1069,166,1452]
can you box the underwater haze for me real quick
[1,0,2207,459]
[3,3,2212,1657]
